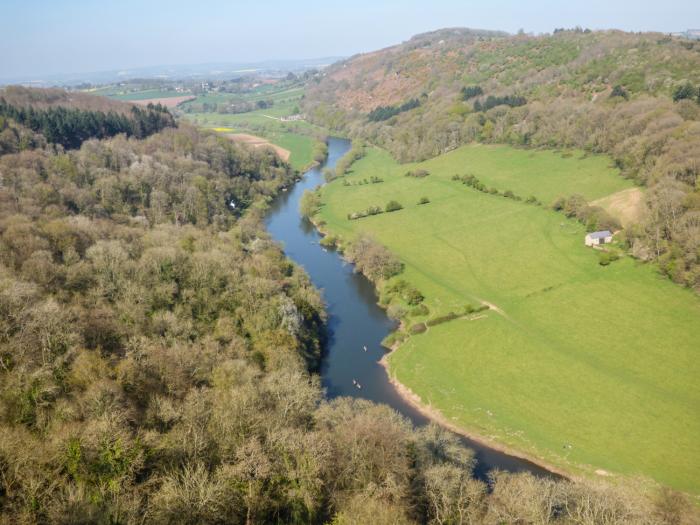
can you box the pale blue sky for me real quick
[1,0,698,78]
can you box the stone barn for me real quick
[585,230,613,247]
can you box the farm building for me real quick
[585,230,613,246]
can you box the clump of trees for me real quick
[348,205,383,220]
[453,174,531,203]
[385,279,425,307]
[405,168,430,178]
[348,200,403,220]
[368,98,421,122]
[672,82,700,103]
[599,250,621,266]
[474,94,527,112]
[300,189,323,218]
[0,98,175,149]
[345,235,403,281]
[418,196,431,204]
[333,140,366,177]
[312,140,329,164]
[461,85,484,100]
[552,194,622,232]
[342,175,383,186]
[610,85,629,100]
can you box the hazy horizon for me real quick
[1,0,699,79]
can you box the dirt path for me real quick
[225,133,291,161]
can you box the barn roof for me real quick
[587,230,613,239]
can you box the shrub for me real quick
[598,251,620,266]
[387,304,407,319]
[385,200,403,213]
[323,167,336,182]
[386,279,409,295]
[345,235,403,281]
[551,196,566,211]
[418,196,430,205]
[381,331,407,348]
[426,312,459,327]
[410,304,430,316]
[348,205,384,220]
[299,190,321,218]
[610,85,629,100]
[319,235,337,248]
[409,322,427,335]
[673,83,698,103]
[312,140,329,163]
[404,288,424,305]
[405,169,430,178]
[461,85,483,100]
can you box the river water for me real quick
[265,137,555,480]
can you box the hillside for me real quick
[3,89,694,523]
[304,28,700,291]
[0,86,176,151]
[304,28,700,172]
[0,85,137,114]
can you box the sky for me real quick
[1,0,698,78]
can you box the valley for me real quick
[316,144,700,493]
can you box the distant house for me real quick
[585,230,613,247]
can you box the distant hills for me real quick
[0,57,344,87]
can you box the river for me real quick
[265,137,556,480]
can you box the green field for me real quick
[318,145,700,493]
[185,84,325,171]
[183,85,304,108]
[109,89,188,101]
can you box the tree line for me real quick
[368,98,421,122]
[0,98,176,149]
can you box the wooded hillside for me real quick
[303,28,700,291]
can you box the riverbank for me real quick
[314,142,700,494]
[379,354,573,479]
[309,212,567,481]
[267,137,566,480]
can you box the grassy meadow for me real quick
[318,145,700,493]
[108,89,187,101]
[184,85,325,170]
